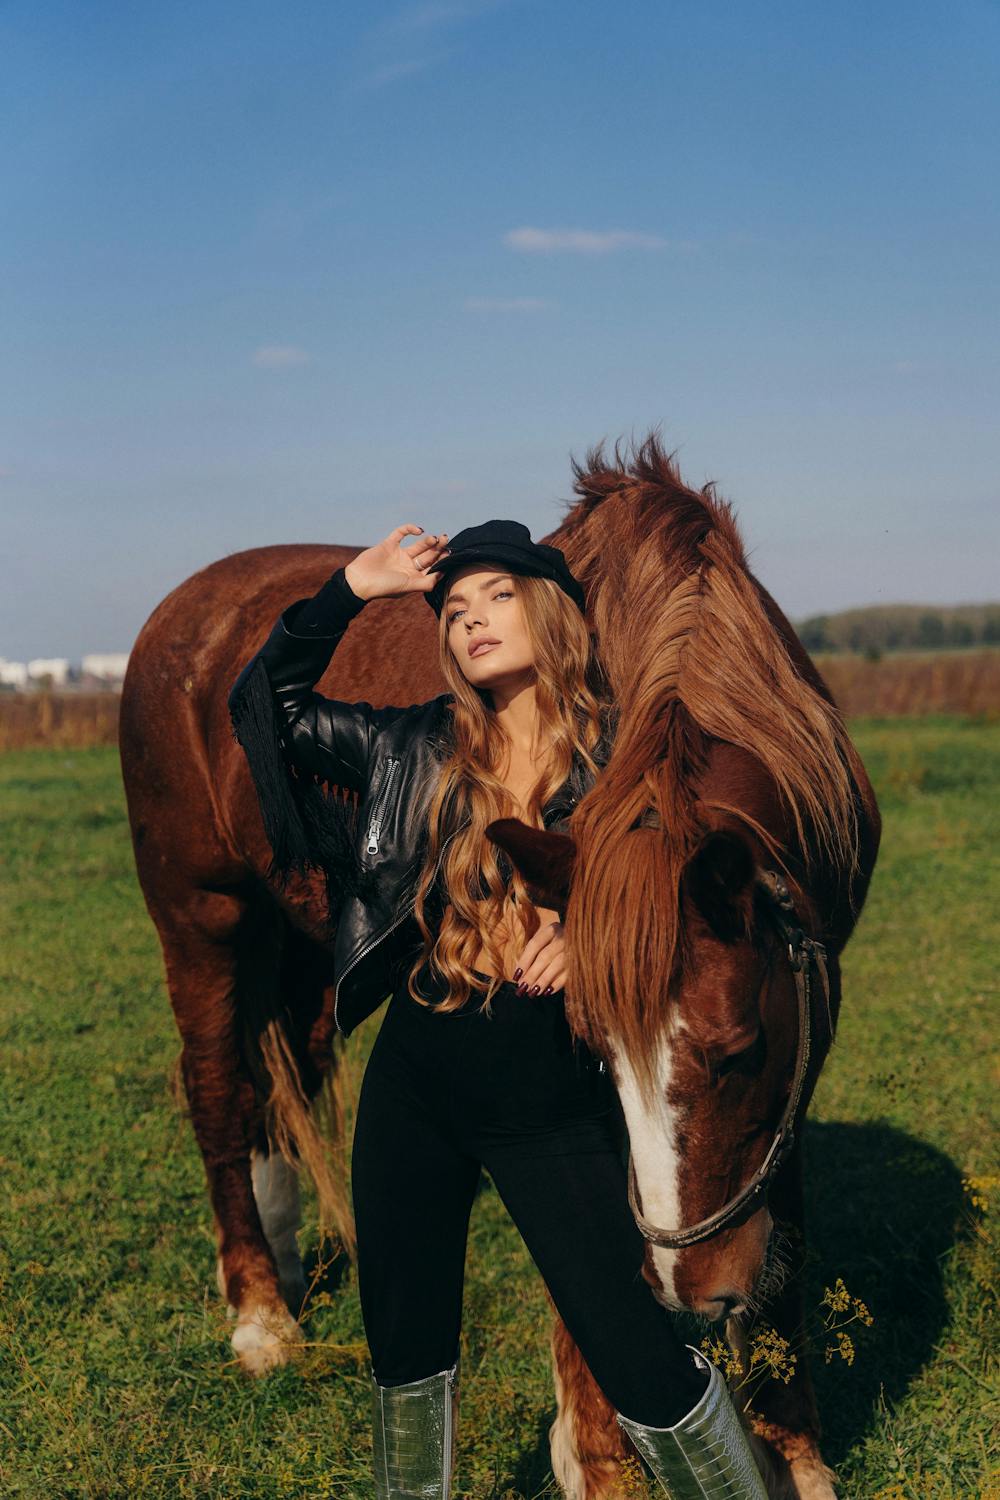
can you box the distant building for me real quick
[0,657,29,688]
[0,651,129,691]
[82,651,130,685]
[27,657,69,687]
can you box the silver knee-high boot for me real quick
[615,1344,769,1499]
[371,1356,459,1499]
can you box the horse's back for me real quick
[119,542,446,905]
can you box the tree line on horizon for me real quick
[796,602,1000,657]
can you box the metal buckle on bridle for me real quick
[624,866,829,1250]
[786,931,806,969]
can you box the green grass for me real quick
[0,722,997,1498]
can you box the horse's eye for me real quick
[710,1031,764,1083]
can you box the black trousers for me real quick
[351,966,708,1427]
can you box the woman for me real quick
[229,519,769,1500]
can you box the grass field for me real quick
[1,720,997,1498]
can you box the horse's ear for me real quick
[484,818,576,911]
[682,830,755,940]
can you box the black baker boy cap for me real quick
[424,518,586,618]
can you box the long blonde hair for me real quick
[403,570,608,1014]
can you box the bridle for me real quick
[624,866,831,1250]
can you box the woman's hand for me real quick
[343,523,451,602]
[512,920,567,997]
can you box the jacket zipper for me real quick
[336,769,589,1031]
[364,757,400,854]
[334,815,471,1030]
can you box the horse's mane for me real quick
[554,430,860,1097]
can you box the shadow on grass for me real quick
[485,1118,967,1495]
[804,1117,968,1467]
[507,1404,561,1499]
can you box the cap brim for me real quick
[424,546,532,612]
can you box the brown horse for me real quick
[119,541,448,1372]
[119,429,879,1497]
[484,436,881,1498]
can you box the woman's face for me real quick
[445,565,536,688]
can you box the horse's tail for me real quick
[258,1018,357,1260]
[168,992,358,1260]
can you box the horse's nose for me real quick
[700,1291,744,1321]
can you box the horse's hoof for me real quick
[231,1302,303,1375]
[788,1454,839,1499]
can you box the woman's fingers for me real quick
[385,522,426,549]
[514,921,559,972]
[382,523,444,559]
[416,534,450,569]
[406,532,450,570]
[522,954,566,995]
[513,923,563,992]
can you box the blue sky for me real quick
[3,0,998,659]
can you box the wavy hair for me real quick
[554,430,864,1101]
[402,569,609,1015]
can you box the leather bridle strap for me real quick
[625,867,830,1250]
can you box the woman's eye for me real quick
[448,590,512,625]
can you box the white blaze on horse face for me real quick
[609,1021,685,1308]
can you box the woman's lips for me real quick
[469,641,500,658]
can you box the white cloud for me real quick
[504,226,672,255]
[360,54,448,87]
[251,346,311,369]
[463,295,555,311]
[355,0,512,88]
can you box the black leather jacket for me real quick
[228,567,613,1039]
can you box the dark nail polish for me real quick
[542,985,554,996]
[516,983,526,995]
[529,985,541,996]
[513,967,523,981]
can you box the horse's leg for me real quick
[734,1136,840,1500]
[159,887,302,1375]
[548,1306,630,1500]
[250,1144,308,1315]
[214,1143,306,1318]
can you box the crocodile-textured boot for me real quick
[371,1356,459,1499]
[615,1343,769,1498]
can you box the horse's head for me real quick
[490,429,876,1320]
[485,812,832,1323]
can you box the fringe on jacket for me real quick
[228,654,383,939]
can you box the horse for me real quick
[118,428,879,1498]
[483,434,881,1498]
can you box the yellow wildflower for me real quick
[748,1326,797,1384]
[821,1276,851,1314]
[852,1295,874,1327]
[616,1454,650,1496]
[824,1330,855,1365]
[699,1334,744,1380]
[963,1173,999,1212]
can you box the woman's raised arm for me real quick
[228,525,450,793]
